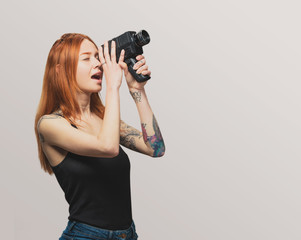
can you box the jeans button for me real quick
[117,233,127,238]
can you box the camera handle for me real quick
[125,58,151,83]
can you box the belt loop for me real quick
[68,221,77,231]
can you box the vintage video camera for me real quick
[101,30,151,83]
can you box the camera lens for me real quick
[135,30,150,47]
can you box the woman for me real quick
[34,33,165,240]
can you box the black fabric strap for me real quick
[53,113,77,129]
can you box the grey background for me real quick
[1,0,300,239]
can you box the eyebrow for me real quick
[80,51,99,56]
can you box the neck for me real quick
[76,91,92,119]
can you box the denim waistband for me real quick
[67,219,136,236]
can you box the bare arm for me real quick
[37,112,118,158]
[119,119,153,156]
[129,88,165,157]
[101,87,120,154]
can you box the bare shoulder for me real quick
[37,113,66,142]
[36,113,70,166]
[37,113,64,128]
[37,112,115,159]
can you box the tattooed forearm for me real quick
[37,114,62,143]
[141,114,165,157]
[129,90,142,103]
[120,120,143,152]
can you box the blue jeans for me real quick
[59,219,139,240]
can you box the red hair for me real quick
[34,33,105,175]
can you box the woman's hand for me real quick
[118,55,151,90]
[99,40,125,90]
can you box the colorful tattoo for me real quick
[141,114,165,157]
[141,123,148,142]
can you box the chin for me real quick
[80,86,102,94]
[92,86,102,93]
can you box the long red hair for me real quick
[34,33,105,175]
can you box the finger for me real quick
[103,41,111,63]
[142,70,151,75]
[136,55,144,60]
[119,62,128,74]
[119,61,127,70]
[118,49,125,64]
[136,65,148,74]
[98,45,106,65]
[133,59,145,70]
[110,41,116,63]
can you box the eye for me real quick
[84,58,89,60]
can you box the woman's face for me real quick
[76,39,103,93]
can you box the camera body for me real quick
[101,30,151,83]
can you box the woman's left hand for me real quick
[118,54,151,90]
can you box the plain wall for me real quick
[1,0,300,239]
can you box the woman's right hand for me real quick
[99,40,125,90]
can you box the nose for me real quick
[93,58,101,69]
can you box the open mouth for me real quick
[91,72,102,80]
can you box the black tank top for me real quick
[50,113,133,230]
